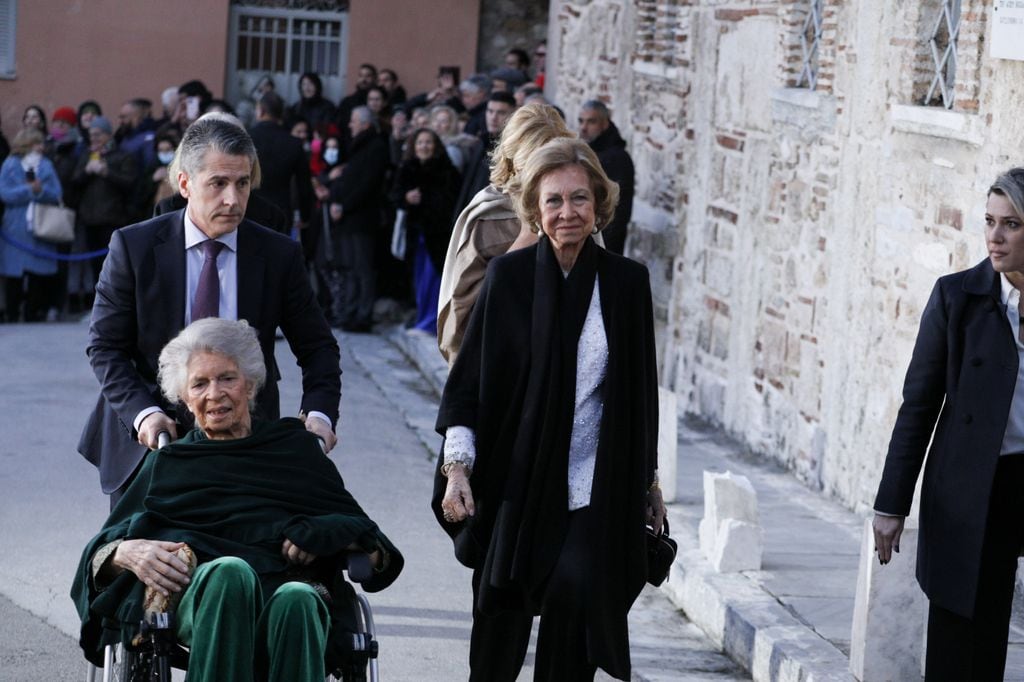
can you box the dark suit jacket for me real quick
[78,210,341,493]
[874,258,1017,617]
[249,120,313,227]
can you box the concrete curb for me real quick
[663,511,852,682]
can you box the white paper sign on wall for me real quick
[992,1,1024,61]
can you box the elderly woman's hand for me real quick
[112,540,192,597]
[282,539,317,566]
[441,464,475,523]
[646,484,667,532]
[872,513,905,565]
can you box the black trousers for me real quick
[334,231,376,328]
[468,508,600,682]
[925,454,1024,681]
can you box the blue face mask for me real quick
[324,148,339,165]
[157,151,175,166]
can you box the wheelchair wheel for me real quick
[98,642,149,682]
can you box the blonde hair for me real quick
[11,128,44,156]
[489,102,573,193]
[514,137,619,234]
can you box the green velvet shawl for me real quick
[71,417,402,666]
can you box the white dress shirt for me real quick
[444,279,608,510]
[998,273,1024,455]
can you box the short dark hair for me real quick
[258,92,285,121]
[488,91,516,108]
[507,48,530,69]
[359,63,378,75]
[581,99,611,122]
[380,68,398,82]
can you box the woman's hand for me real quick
[328,165,344,180]
[405,188,422,206]
[152,166,168,183]
[112,539,192,597]
[329,203,343,221]
[314,184,330,201]
[441,464,475,523]
[646,484,667,532]
[282,539,317,566]
[872,513,905,565]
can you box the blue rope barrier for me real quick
[0,231,108,262]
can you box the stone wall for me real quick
[476,0,550,73]
[547,0,1024,511]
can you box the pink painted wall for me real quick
[346,0,480,99]
[0,0,229,139]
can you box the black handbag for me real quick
[646,519,678,586]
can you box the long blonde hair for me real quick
[488,102,574,195]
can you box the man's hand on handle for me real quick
[304,415,337,453]
[138,412,177,450]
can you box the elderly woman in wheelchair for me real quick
[72,317,402,681]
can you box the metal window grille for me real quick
[227,6,348,105]
[925,0,962,109]
[797,0,824,89]
[0,0,16,79]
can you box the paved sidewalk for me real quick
[389,326,1024,682]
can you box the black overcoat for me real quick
[874,258,1018,617]
[391,154,460,271]
[432,239,659,679]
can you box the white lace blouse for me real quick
[444,279,607,510]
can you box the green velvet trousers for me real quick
[175,556,330,681]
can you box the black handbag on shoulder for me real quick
[646,519,678,586]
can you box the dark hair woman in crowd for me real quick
[391,128,460,333]
[75,100,102,159]
[310,131,344,314]
[0,128,63,322]
[873,167,1024,680]
[143,131,180,214]
[290,72,337,129]
[433,137,664,681]
[22,105,48,137]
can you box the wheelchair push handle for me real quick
[157,431,171,449]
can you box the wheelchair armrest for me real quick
[345,552,374,584]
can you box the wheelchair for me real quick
[84,553,380,682]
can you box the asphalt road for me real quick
[0,320,747,681]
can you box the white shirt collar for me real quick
[183,208,238,252]
[1000,272,1019,306]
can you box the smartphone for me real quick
[24,168,35,182]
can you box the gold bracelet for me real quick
[441,461,471,478]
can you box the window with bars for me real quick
[0,0,15,79]
[923,0,962,109]
[796,0,824,89]
[235,13,343,77]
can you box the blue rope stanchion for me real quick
[0,231,108,262]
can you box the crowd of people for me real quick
[0,41,636,338]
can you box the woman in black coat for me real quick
[391,128,460,333]
[873,167,1024,680]
[289,72,337,129]
[433,138,665,681]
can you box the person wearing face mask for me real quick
[143,132,180,215]
[0,128,63,322]
[309,134,344,316]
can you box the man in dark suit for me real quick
[327,106,390,332]
[452,92,516,220]
[79,115,341,503]
[248,92,313,233]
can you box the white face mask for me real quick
[23,151,42,168]
[323,148,339,165]
[157,151,175,166]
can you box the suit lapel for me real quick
[236,221,265,329]
[154,211,187,330]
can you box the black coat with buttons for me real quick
[874,258,1017,618]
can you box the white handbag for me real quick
[32,202,76,244]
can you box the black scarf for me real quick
[483,235,599,606]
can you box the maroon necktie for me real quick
[191,240,225,322]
